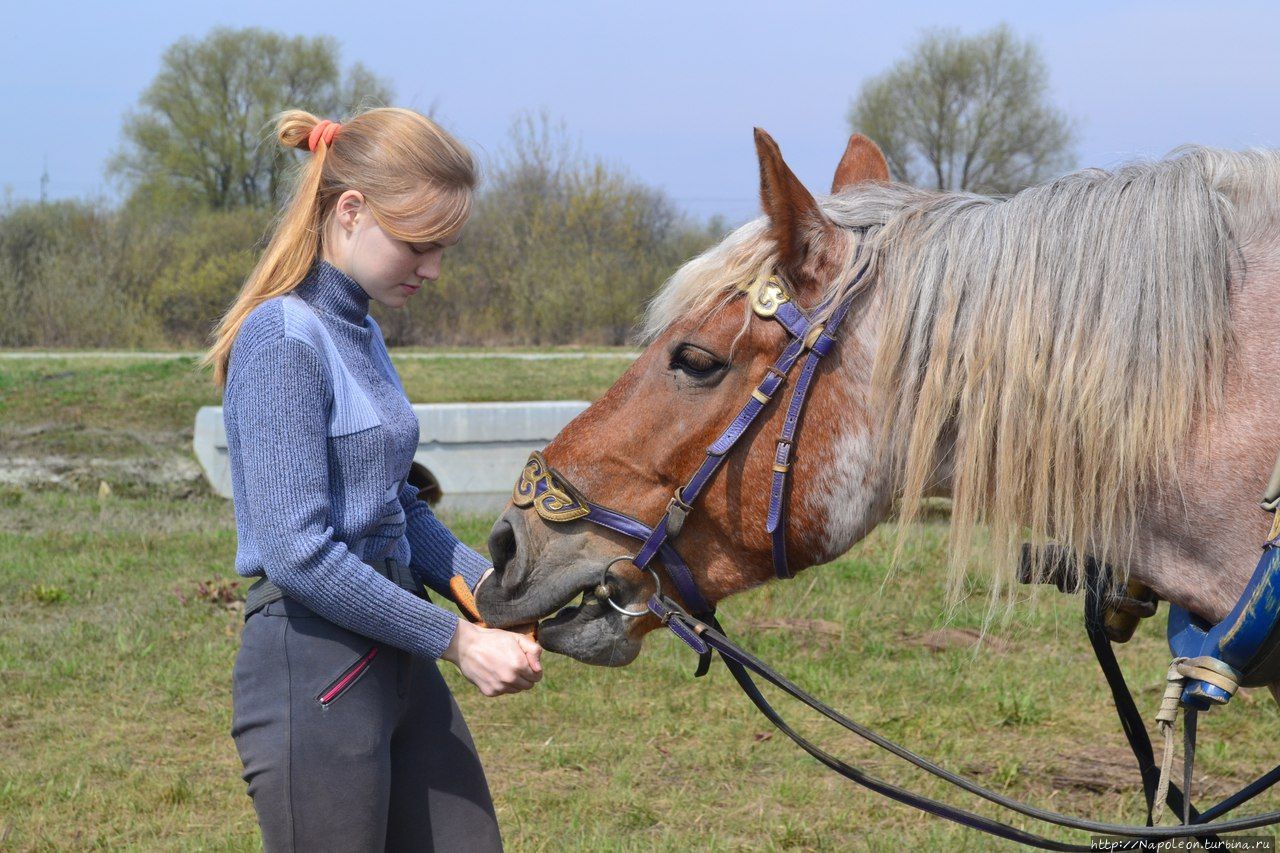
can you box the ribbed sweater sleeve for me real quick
[398,482,492,596]
[229,335,460,659]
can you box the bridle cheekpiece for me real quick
[510,261,868,671]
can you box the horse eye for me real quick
[670,345,725,378]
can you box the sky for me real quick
[4,0,1279,224]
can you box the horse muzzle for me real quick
[478,506,653,665]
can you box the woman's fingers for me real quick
[517,635,543,674]
[455,626,546,696]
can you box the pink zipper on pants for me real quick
[317,645,380,706]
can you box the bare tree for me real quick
[848,25,1076,194]
[376,111,717,346]
[109,27,392,211]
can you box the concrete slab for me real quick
[193,401,588,515]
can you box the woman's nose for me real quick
[417,256,442,281]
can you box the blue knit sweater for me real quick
[223,259,490,659]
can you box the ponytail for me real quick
[200,107,477,388]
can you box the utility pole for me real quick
[40,156,49,205]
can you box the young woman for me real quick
[202,107,541,851]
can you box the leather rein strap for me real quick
[651,589,1280,848]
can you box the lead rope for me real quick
[1153,658,1187,825]
[1152,656,1240,825]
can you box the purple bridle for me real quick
[512,260,868,662]
[509,252,1280,846]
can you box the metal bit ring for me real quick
[601,555,661,617]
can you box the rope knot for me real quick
[1175,656,1241,701]
[1156,657,1188,726]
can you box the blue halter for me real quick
[1167,524,1280,709]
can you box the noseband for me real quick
[513,263,868,663]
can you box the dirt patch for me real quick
[962,742,1254,810]
[740,617,845,648]
[742,617,843,636]
[904,627,1012,654]
[1048,745,1142,793]
[1047,743,1251,802]
[0,453,208,499]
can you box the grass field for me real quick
[3,353,1280,851]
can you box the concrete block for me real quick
[193,401,589,515]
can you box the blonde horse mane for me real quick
[646,147,1280,603]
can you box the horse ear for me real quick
[832,134,889,193]
[754,128,827,273]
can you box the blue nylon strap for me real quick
[780,345,825,449]
[811,333,837,358]
[655,543,709,616]
[673,453,724,522]
[632,517,669,571]
[707,398,767,457]
[583,502,653,542]
[763,296,850,578]
[766,441,793,533]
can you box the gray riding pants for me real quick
[230,591,503,852]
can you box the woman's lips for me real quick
[399,283,421,294]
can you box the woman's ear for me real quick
[333,189,366,233]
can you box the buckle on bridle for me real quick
[665,489,693,537]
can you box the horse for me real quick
[475,129,1280,690]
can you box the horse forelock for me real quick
[645,146,1280,607]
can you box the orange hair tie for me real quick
[308,119,342,153]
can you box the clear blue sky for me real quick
[5,0,1278,224]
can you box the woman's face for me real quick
[324,190,460,310]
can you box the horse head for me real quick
[477,131,900,664]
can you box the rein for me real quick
[510,261,1280,844]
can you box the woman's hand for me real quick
[442,619,543,697]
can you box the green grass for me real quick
[0,352,631,459]
[5,489,1280,850]
[5,353,1280,849]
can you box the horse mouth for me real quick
[536,595,641,666]
[536,586,610,631]
[478,572,645,666]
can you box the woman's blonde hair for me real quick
[201,107,477,388]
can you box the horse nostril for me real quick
[486,515,528,589]
[487,519,515,578]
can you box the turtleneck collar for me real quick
[295,259,371,327]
